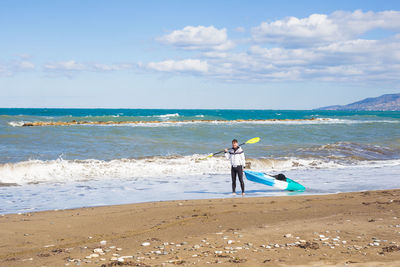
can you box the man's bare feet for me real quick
[242,192,245,196]
[232,192,236,195]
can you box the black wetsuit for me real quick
[231,165,244,193]
[227,146,245,193]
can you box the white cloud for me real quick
[251,10,400,46]
[44,60,86,71]
[331,10,400,35]
[43,61,133,74]
[159,25,234,50]
[0,58,35,76]
[317,39,377,53]
[252,14,340,45]
[143,10,400,82]
[145,59,208,73]
[3,10,399,84]
[173,32,399,82]
[248,45,320,65]
[91,63,132,71]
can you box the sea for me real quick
[1,108,400,214]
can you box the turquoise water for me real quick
[0,109,399,214]
[1,109,399,163]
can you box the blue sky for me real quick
[0,0,400,109]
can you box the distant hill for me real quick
[317,93,400,111]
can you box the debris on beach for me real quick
[297,241,319,250]
[381,245,400,253]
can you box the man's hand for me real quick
[224,148,228,153]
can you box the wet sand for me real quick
[1,189,400,266]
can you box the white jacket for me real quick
[225,147,245,167]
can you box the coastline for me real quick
[1,189,400,266]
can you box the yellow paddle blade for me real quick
[245,137,260,144]
[198,153,214,161]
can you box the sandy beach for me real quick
[1,189,400,266]
[2,0,400,266]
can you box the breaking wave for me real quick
[8,121,27,127]
[296,142,399,161]
[156,113,180,118]
[1,154,399,185]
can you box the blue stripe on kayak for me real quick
[244,170,277,187]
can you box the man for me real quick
[224,139,245,195]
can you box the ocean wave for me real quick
[156,113,180,118]
[1,155,399,185]
[296,142,398,161]
[0,156,228,184]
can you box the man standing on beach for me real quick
[225,139,246,196]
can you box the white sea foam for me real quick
[3,161,400,214]
[1,155,399,185]
[251,157,400,171]
[235,118,400,125]
[156,113,180,118]
[8,121,26,127]
[116,118,400,127]
[0,156,228,184]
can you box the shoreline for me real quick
[3,162,400,215]
[1,189,400,266]
[0,190,325,215]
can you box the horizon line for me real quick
[0,107,321,110]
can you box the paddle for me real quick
[200,137,260,160]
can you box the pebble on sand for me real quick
[93,248,103,254]
[142,242,151,247]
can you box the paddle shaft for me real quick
[210,142,246,156]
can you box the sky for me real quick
[0,0,400,109]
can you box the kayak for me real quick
[244,170,305,191]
